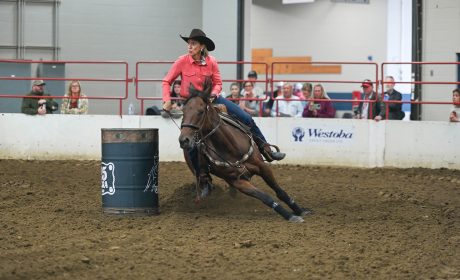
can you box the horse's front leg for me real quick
[258,164,313,217]
[184,148,214,202]
[229,179,304,223]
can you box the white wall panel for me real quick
[1,114,458,170]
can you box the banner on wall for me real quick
[291,124,355,145]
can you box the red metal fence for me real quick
[1,59,458,119]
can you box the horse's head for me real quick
[178,78,214,150]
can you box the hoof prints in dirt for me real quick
[1,160,459,280]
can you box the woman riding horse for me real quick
[179,78,311,222]
[162,28,285,180]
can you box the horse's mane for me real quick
[184,78,213,105]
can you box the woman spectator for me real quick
[170,80,183,110]
[239,81,260,116]
[302,84,335,118]
[226,82,242,105]
[60,80,88,114]
[300,82,312,107]
[449,88,460,122]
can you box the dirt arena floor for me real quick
[1,160,459,280]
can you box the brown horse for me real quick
[178,80,312,222]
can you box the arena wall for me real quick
[1,113,458,170]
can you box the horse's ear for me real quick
[202,77,212,99]
[189,82,198,98]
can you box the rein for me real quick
[180,104,222,142]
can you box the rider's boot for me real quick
[254,137,286,162]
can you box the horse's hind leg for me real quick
[230,179,303,222]
[258,164,313,217]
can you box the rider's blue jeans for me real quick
[189,95,267,177]
[214,95,266,142]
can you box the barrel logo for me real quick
[144,156,159,193]
[101,162,116,195]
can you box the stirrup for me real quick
[261,143,285,162]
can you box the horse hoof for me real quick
[300,208,314,217]
[288,215,304,223]
[200,183,213,199]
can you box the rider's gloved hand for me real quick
[163,100,172,111]
[210,93,218,103]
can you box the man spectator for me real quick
[374,76,405,121]
[21,80,58,115]
[354,79,384,120]
[271,82,304,117]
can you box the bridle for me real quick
[180,101,221,144]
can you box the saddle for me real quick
[213,104,282,163]
[219,113,252,135]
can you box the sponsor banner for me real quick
[291,125,355,145]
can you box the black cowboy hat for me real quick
[180,28,215,51]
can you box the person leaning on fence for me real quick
[21,80,58,115]
[60,80,89,114]
[353,79,384,120]
[271,82,304,117]
[374,76,404,121]
[302,84,336,118]
[449,88,460,122]
[161,28,285,164]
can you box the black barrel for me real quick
[101,128,159,215]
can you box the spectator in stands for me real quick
[293,83,303,99]
[226,82,242,105]
[300,82,313,107]
[162,28,285,163]
[302,84,336,118]
[263,81,283,117]
[271,82,304,117]
[239,81,261,116]
[147,80,183,117]
[60,80,89,114]
[21,80,58,115]
[244,70,268,112]
[242,70,265,98]
[374,75,404,121]
[170,80,183,110]
[354,79,384,120]
[449,88,460,122]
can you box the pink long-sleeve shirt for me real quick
[162,54,222,102]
